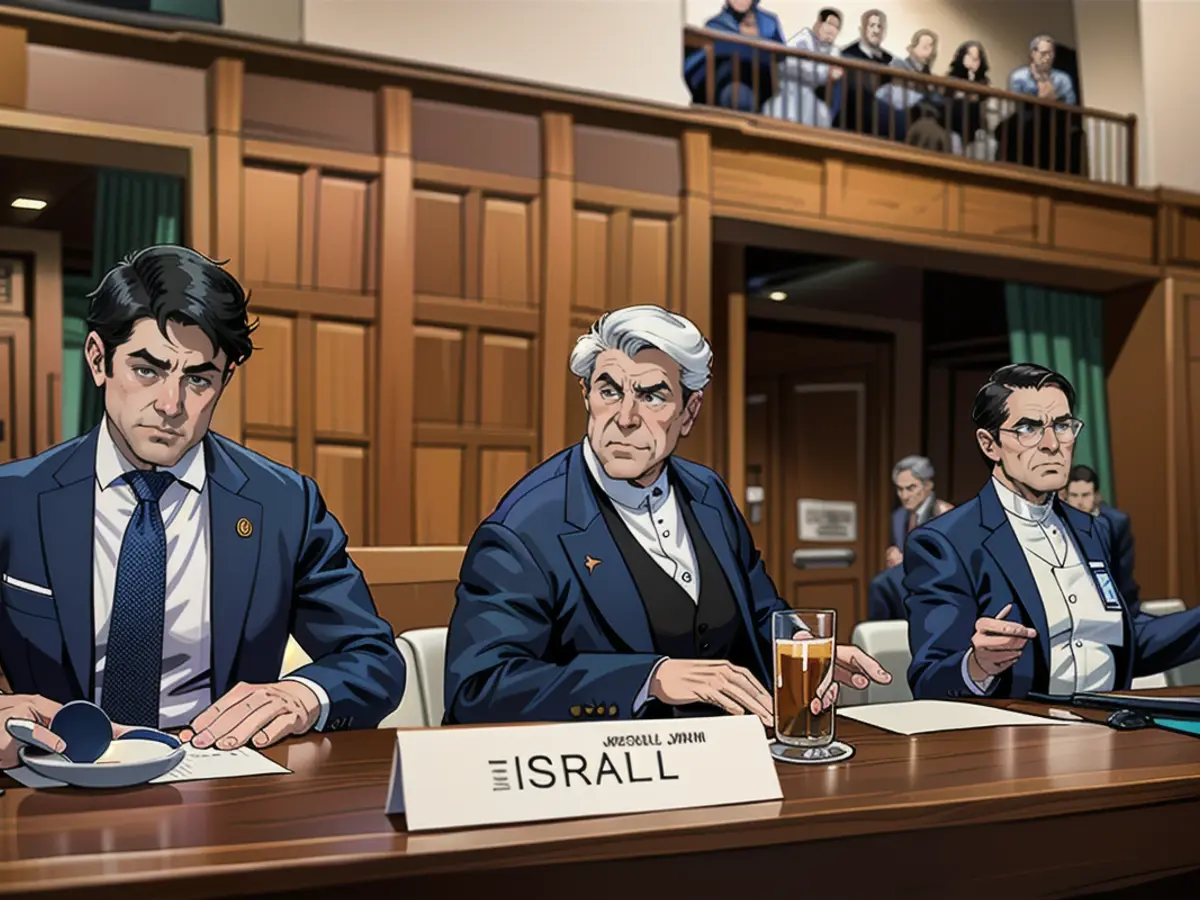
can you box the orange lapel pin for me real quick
[584,555,601,574]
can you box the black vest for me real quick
[592,476,762,715]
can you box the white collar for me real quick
[992,476,1052,524]
[95,417,207,493]
[915,493,936,519]
[582,439,671,514]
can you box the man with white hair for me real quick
[444,305,891,726]
[885,454,952,568]
[1008,34,1076,105]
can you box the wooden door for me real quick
[780,370,871,642]
[0,257,32,463]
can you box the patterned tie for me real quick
[101,469,176,728]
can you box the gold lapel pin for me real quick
[236,517,253,538]
[584,555,601,574]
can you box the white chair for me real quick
[1137,599,1200,687]
[846,621,913,705]
[280,635,426,728]
[400,627,448,727]
[1132,673,1169,690]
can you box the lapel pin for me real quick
[584,555,601,574]
[236,517,253,538]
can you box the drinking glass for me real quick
[772,609,837,749]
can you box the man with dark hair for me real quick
[904,363,1200,700]
[1061,464,1139,610]
[0,245,405,769]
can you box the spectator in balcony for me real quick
[1008,35,1077,106]
[683,0,785,113]
[838,9,893,135]
[946,40,993,154]
[762,7,843,128]
[874,29,944,144]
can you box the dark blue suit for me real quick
[0,428,405,731]
[889,505,909,550]
[444,443,783,724]
[684,5,785,112]
[1098,502,1139,611]
[904,482,1200,699]
[868,565,907,620]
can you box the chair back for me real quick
[400,626,448,726]
[847,621,914,704]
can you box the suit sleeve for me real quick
[903,528,996,699]
[286,476,407,730]
[443,522,663,724]
[1131,605,1200,677]
[709,477,788,653]
[1114,515,1140,610]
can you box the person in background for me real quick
[885,454,953,569]
[840,8,892,66]
[875,29,942,143]
[868,564,907,621]
[946,40,993,158]
[1061,464,1139,611]
[684,0,785,113]
[1008,35,1077,106]
[905,364,1200,700]
[763,7,843,127]
[838,9,893,136]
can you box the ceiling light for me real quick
[769,291,787,301]
[11,198,47,210]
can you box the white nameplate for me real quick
[384,715,782,831]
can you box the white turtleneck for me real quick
[964,478,1124,695]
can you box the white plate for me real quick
[20,738,186,788]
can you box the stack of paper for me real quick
[838,700,1086,735]
[2,745,289,790]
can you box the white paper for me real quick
[838,699,1088,735]
[385,715,782,832]
[2,744,289,789]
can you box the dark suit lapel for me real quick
[978,485,1050,671]
[39,429,100,698]
[204,436,263,697]
[559,445,655,653]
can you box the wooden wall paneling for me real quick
[682,130,713,468]
[0,25,27,110]
[607,209,631,309]
[1185,289,1200,601]
[724,244,746,513]
[1169,278,1200,602]
[541,111,574,457]
[208,57,244,442]
[376,85,416,545]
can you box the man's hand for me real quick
[179,681,321,751]
[834,643,893,690]
[885,545,903,568]
[0,694,63,769]
[649,659,773,727]
[967,604,1037,682]
[830,66,844,81]
[1037,79,1055,99]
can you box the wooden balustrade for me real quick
[684,26,1138,186]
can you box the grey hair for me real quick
[1030,34,1055,52]
[568,305,713,393]
[893,454,935,482]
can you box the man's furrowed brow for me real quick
[595,372,622,390]
[128,348,172,370]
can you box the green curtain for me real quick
[61,275,94,441]
[78,168,185,434]
[1006,283,1115,504]
[149,0,222,24]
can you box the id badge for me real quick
[1089,561,1123,612]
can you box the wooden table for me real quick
[5,696,1200,899]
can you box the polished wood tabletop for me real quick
[4,694,1200,899]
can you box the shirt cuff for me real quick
[633,658,670,715]
[282,675,331,731]
[961,650,995,696]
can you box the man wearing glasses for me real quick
[904,363,1200,699]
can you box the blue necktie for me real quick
[101,470,176,728]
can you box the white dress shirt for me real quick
[582,443,699,713]
[92,420,329,730]
[964,478,1124,696]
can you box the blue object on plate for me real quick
[117,728,181,749]
[1153,717,1200,737]
[50,701,114,764]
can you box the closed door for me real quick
[781,370,871,642]
[0,257,32,463]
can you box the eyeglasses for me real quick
[999,417,1084,448]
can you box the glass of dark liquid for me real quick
[773,609,836,749]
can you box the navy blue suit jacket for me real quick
[890,505,908,550]
[0,428,405,731]
[444,443,784,724]
[904,482,1200,699]
[683,6,785,107]
[868,565,907,620]
[1098,502,1139,610]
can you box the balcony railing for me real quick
[684,26,1137,187]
